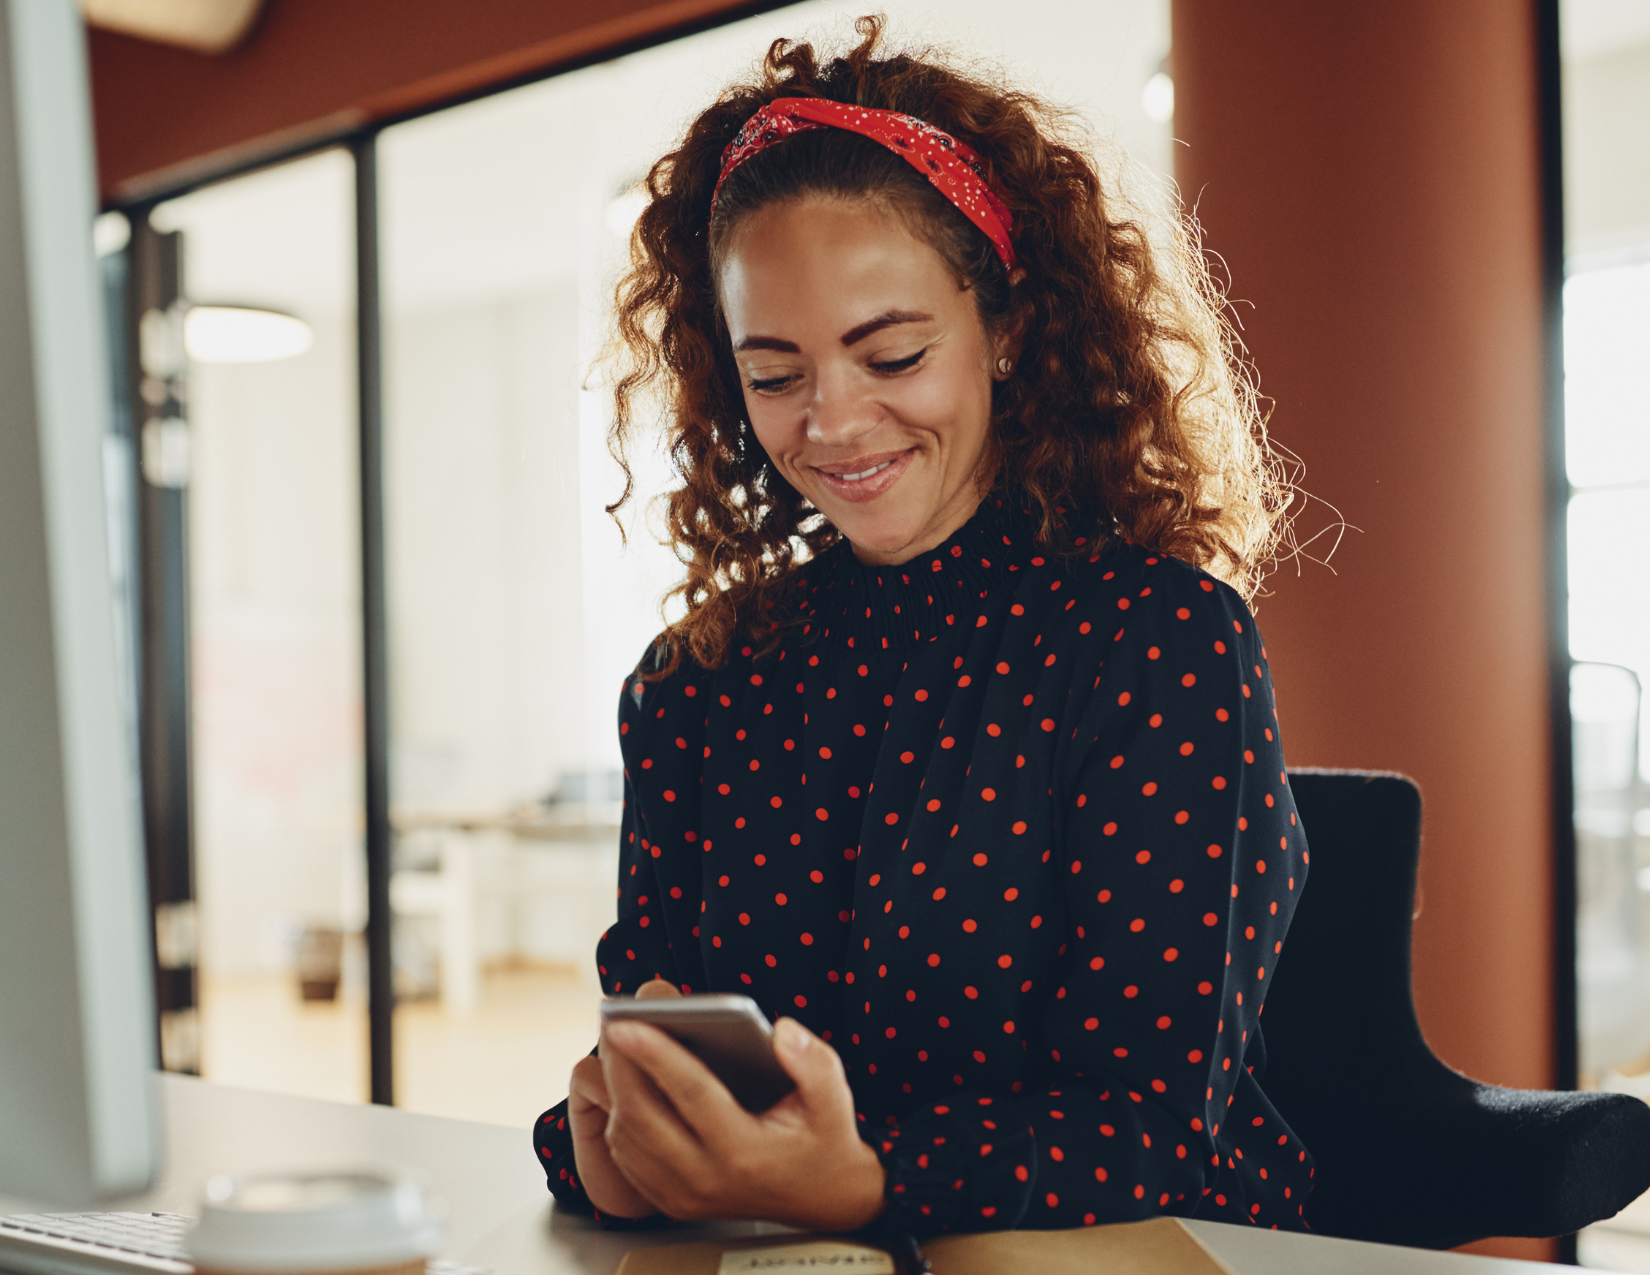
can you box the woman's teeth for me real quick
[837,461,893,482]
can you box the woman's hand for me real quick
[599,1002,887,1230]
[567,979,682,1219]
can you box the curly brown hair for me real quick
[607,16,1288,674]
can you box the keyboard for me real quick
[0,1212,494,1275]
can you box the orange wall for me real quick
[1174,0,1555,1254]
[88,0,775,200]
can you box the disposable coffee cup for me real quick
[188,1169,444,1275]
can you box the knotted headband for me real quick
[711,98,1016,271]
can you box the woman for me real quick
[534,19,1311,1239]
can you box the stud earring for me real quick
[996,356,1013,376]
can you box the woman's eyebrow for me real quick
[841,310,934,347]
[733,335,801,353]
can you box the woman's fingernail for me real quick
[777,1018,810,1054]
[605,1023,639,1048]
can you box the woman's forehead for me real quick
[719,198,971,343]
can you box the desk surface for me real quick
[34,1076,1605,1275]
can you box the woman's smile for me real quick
[811,448,914,502]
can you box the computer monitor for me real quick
[0,0,161,1206]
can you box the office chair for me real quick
[1261,769,1650,1250]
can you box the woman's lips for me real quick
[813,449,915,504]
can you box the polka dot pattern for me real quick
[534,501,1314,1235]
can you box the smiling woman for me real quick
[533,16,1308,1243]
[722,198,1007,565]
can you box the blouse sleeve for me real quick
[533,670,684,1215]
[867,567,1312,1237]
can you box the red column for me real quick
[1173,1,1554,1256]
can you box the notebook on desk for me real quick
[615,1215,1236,1275]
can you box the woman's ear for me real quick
[991,267,1030,379]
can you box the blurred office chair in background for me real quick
[1262,769,1650,1250]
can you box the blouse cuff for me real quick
[860,1099,1037,1241]
[534,1097,674,1231]
[535,1099,592,1210]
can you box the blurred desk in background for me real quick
[391,806,621,1012]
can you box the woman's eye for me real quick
[869,348,927,374]
[747,373,797,393]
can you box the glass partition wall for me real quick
[147,151,367,1102]
[124,0,1175,1123]
[1561,0,1650,1268]
[375,80,678,1125]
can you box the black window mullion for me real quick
[352,133,395,1107]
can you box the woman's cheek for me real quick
[745,405,792,464]
[750,417,814,493]
[897,374,986,455]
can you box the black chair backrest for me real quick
[1264,769,1435,1098]
[1263,768,1650,1249]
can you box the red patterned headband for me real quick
[711,98,1016,271]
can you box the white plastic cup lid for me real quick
[187,1169,444,1272]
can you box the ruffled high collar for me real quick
[797,496,1047,651]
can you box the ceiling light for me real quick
[78,0,264,54]
[184,306,312,363]
[1142,71,1175,124]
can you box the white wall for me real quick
[383,291,588,807]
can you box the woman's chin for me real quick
[834,514,929,565]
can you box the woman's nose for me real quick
[806,366,879,446]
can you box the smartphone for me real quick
[600,994,797,1113]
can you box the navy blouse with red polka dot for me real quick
[534,497,1314,1236]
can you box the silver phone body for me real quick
[600,994,797,1112]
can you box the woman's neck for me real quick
[845,486,986,568]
